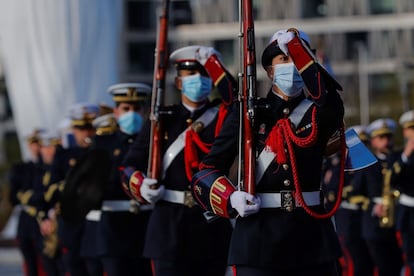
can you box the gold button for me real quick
[69,158,77,167]
[283,108,290,115]
[283,164,289,170]
[192,121,204,133]
[113,148,121,156]
[283,179,291,186]
[328,192,335,202]
[186,118,193,124]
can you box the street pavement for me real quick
[0,246,23,276]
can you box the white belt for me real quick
[373,197,383,204]
[162,189,196,208]
[340,201,360,210]
[86,210,102,221]
[399,193,414,207]
[258,191,320,209]
[101,200,153,212]
[22,205,36,213]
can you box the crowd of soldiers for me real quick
[8,42,236,276]
[323,115,414,276]
[8,84,154,276]
[5,27,414,276]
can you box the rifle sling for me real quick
[162,106,219,179]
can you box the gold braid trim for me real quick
[44,183,59,202]
[18,190,33,205]
[349,195,370,211]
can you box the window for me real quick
[301,0,326,18]
[370,0,394,14]
[127,42,156,74]
[127,1,153,30]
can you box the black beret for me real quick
[261,40,284,69]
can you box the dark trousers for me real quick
[61,247,88,276]
[18,237,40,276]
[17,213,43,276]
[345,238,375,276]
[84,257,103,276]
[102,256,152,276]
[40,254,64,276]
[233,261,339,276]
[366,239,403,276]
[152,258,227,276]
[402,232,414,275]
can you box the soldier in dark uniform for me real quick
[78,105,115,276]
[91,83,153,276]
[351,118,403,276]
[46,102,100,276]
[321,150,344,275]
[9,129,45,276]
[191,29,344,276]
[328,125,374,276]
[122,45,236,276]
[36,130,64,276]
[393,110,414,274]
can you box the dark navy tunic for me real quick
[200,87,344,269]
[123,102,233,264]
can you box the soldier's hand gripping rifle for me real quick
[188,0,260,218]
[238,0,257,195]
[120,0,170,203]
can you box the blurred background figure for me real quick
[8,129,45,276]
[44,102,100,275]
[36,130,63,276]
[323,125,375,276]
[351,118,404,276]
[393,110,414,275]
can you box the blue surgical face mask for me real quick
[181,73,212,102]
[117,111,143,135]
[273,63,305,98]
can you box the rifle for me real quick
[238,0,257,195]
[147,0,170,180]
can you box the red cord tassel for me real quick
[265,123,287,164]
[184,129,213,181]
[184,130,200,181]
[214,104,228,137]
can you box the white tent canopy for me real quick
[0,0,123,159]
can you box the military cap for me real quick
[261,29,311,69]
[169,45,220,72]
[57,117,76,149]
[39,130,61,147]
[347,125,369,142]
[399,110,414,129]
[25,128,45,144]
[68,102,100,128]
[93,113,118,136]
[366,118,397,138]
[98,104,114,116]
[107,83,151,103]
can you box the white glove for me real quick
[195,46,221,66]
[230,191,261,217]
[140,178,165,204]
[276,31,295,56]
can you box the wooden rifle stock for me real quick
[147,0,170,180]
[240,0,257,195]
